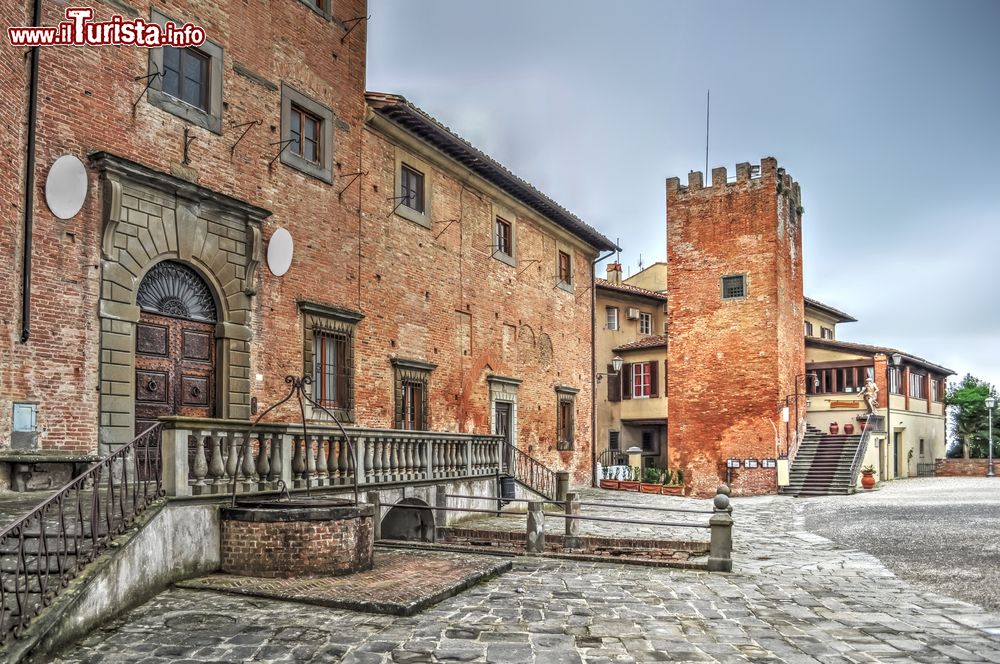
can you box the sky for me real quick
[366,0,1000,390]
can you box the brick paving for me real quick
[53,482,1000,663]
[177,549,512,616]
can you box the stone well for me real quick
[220,498,374,578]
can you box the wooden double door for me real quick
[134,312,216,435]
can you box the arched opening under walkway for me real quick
[381,497,434,542]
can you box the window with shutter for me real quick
[649,360,659,398]
[607,363,621,402]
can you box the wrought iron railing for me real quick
[160,418,503,498]
[0,424,163,643]
[848,413,883,489]
[500,440,557,499]
[596,448,628,470]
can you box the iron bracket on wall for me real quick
[132,67,160,112]
[229,119,262,157]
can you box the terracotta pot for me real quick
[844,423,855,435]
[861,472,876,490]
[640,483,661,493]
[619,481,640,492]
[829,422,839,435]
[661,485,684,496]
[598,479,619,490]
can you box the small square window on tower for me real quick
[721,274,746,300]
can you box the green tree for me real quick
[945,374,999,458]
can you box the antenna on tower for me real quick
[705,89,710,182]
[637,254,644,272]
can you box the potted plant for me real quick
[619,466,640,492]
[661,467,685,495]
[598,469,619,491]
[860,464,876,490]
[640,467,662,493]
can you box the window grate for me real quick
[721,275,746,300]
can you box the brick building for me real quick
[1,0,614,488]
[666,159,804,496]
[594,262,668,472]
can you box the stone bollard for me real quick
[555,471,570,503]
[564,492,581,549]
[366,491,382,541]
[526,500,545,553]
[707,488,733,572]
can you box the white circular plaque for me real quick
[266,227,294,276]
[44,155,88,220]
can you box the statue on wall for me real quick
[860,377,879,414]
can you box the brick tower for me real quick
[666,158,804,496]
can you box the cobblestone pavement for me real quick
[801,476,1000,612]
[54,482,1000,663]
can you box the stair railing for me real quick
[500,441,557,499]
[848,414,884,489]
[0,424,163,643]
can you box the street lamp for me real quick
[596,356,624,383]
[986,396,996,477]
[884,353,902,477]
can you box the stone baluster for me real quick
[337,436,349,483]
[402,438,412,480]
[305,434,317,484]
[291,434,306,487]
[314,436,328,485]
[225,433,240,485]
[255,434,270,490]
[431,441,440,478]
[392,438,403,481]
[442,441,451,476]
[346,435,357,480]
[406,439,417,480]
[240,433,256,492]
[381,438,391,482]
[208,433,226,489]
[192,432,209,491]
[473,440,482,474]
[268,433,283,483]
[371,437,382,483]
[417,439,427,479]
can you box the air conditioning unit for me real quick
[626,307,640,320]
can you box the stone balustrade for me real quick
[159,417,503,498]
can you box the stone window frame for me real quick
[391,358,437,431]
[280,84,335,183]
[394,149,433,229]
[720,273,747,301]
[555,386,579,451]
[492,203,517,267]
[147,9,224,134]
[555,242,574,293]
[605,306,618,331]
[299,301,364,422]
[297,0,333,20]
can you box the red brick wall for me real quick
[221,514,373,577]
[1,0,596,485]
[666,159,804,497]
[1,0,367,451]
[358,126,595,485]
[934,458,1000,476]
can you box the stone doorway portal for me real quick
[134,261,219,435]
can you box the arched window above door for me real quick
[136,261,217,322]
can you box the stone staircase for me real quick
[781,424,862,496]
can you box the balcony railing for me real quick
[159,417,504,498]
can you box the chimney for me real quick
[606,262,622,285]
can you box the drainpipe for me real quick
[20,0,43,343]
[590,245,618,487]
